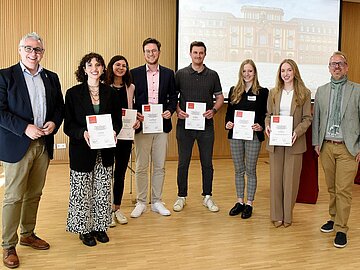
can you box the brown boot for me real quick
[20,233,50,250]
[3,247,19,269]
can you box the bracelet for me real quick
[212,107,217,114]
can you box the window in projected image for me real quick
[177,0,341,99]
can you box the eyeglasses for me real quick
[329,61,347,68]
[20,45,45,54]
[144,49,158,55]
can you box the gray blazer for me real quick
[312,80,360,157]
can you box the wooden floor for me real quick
[1,158,360,269]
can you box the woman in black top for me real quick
[64,52,121,246]
[105,55,139,227]
[225,59,268,219]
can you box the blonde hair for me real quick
[230,59,261,104]
[272,59,308,106]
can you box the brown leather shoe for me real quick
[273,221,283,228]
[3,247,19,269]
[19,233,50,250]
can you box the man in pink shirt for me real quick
[130,38,177,218]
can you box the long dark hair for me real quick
[105,55,132,87]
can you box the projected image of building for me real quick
[178,5,338,65]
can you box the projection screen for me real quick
[177,0,341,99]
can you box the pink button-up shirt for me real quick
[146,64,159,104]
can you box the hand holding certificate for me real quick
[185,102,206,130]
[233,110,255,140]
[117,109,137,140]
[86,114,116,149]
[269,115,293,146]
[142,104,163,133]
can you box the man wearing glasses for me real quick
[130,38,177,218]
[313,51,360,248]
[0,32,64,268]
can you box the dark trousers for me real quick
[113,140,133,205]
[176,123,214,197]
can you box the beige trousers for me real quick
[320,142,358,233]
[2,139,49,249]
[269,146,303,224]
[134,132,168,204]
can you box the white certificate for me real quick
[185,102,206,130]
[269,115,293,146]
[232,110,255,140]
[86,114,116,149]
[117,109,137,140]
[142,104,163,133]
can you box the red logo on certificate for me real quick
[144,105,151,112]
[236,111,243,117]
[122,109,126,116]
[188,103,194,109]
[88,116,97,124]
[272,116,280,123]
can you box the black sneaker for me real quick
[229,202,245,216]
[320,220,334,233]
[241,204,253,219]
[334,232,347,248]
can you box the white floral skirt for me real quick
[66,153,112,234]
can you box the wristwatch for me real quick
[212,107,217,114]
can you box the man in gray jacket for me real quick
[312,51,360,248]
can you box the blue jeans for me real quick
[176,122,214,197]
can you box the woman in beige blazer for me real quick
[265,59,312,228]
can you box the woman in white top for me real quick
[265,59,312,228]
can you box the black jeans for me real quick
[176,123,214,197]
[113,140,133,205]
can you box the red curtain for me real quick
[296,126,319,204]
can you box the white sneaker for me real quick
[203,195,219,212]
[130,202,147,218]
[173,197,186,212]
[110,212,117,227]
[151,201,171,216]
[115,210,128,224]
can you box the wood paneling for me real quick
[0,0,359,162]
[0,0,177,162]
[341,1,360,83]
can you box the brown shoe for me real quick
[20,233,50,250]
[273,221,283,228]
[283,222,292,228]
[3,247,19,269]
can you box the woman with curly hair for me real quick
[64,52,121,246]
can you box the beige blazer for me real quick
[312,80,360,157]
[125,83,135,109]
[265,88,312,154]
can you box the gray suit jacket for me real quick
[312,80,360,157]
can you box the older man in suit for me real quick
[0,32,64,268]
[130,38,177,218]
[313,51,360,248]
